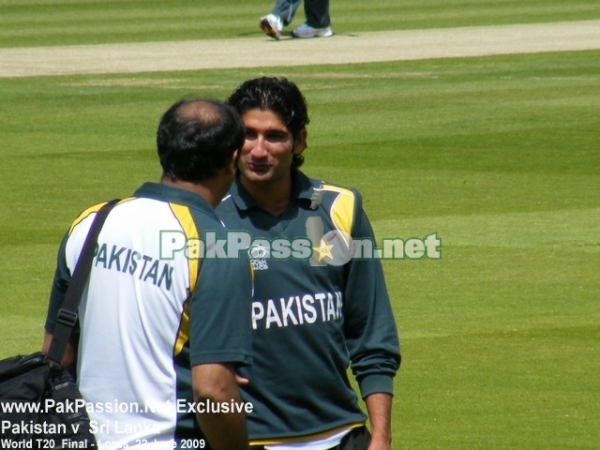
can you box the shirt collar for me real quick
[133,182,215,214]
[227,170,316,212]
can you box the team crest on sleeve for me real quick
[305,217,352,267]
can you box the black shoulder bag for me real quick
[0,199,119,449]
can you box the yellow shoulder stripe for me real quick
[169,203,200,292]
[321,184,355,236]
[68,202,109,235]
[169,203,200,356]
[68,198,133,235]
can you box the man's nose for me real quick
[250,136,269,158]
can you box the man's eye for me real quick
[266,133,287,142]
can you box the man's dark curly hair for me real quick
[226,77,310,169]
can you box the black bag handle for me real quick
[46,199,120,365]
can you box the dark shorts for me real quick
[337,426,371,450]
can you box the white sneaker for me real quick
[259,14,283,40]
[291,23,333,38]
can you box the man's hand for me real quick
[192,363,249,450]
[42,331,78,377]
[235,374,249,386]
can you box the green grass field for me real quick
[1,1,599,448]
[1,0,600,46]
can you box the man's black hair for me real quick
[226,77,309,169]
[156,99,244,182]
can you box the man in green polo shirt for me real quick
[44,99,253,450]
[217,77,401,450]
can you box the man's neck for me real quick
[160,177,223,209]
[239,173,293,217]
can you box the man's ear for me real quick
[293,129,308,155]
[227,150,239,176]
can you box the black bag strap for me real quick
[46,199,120,365]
